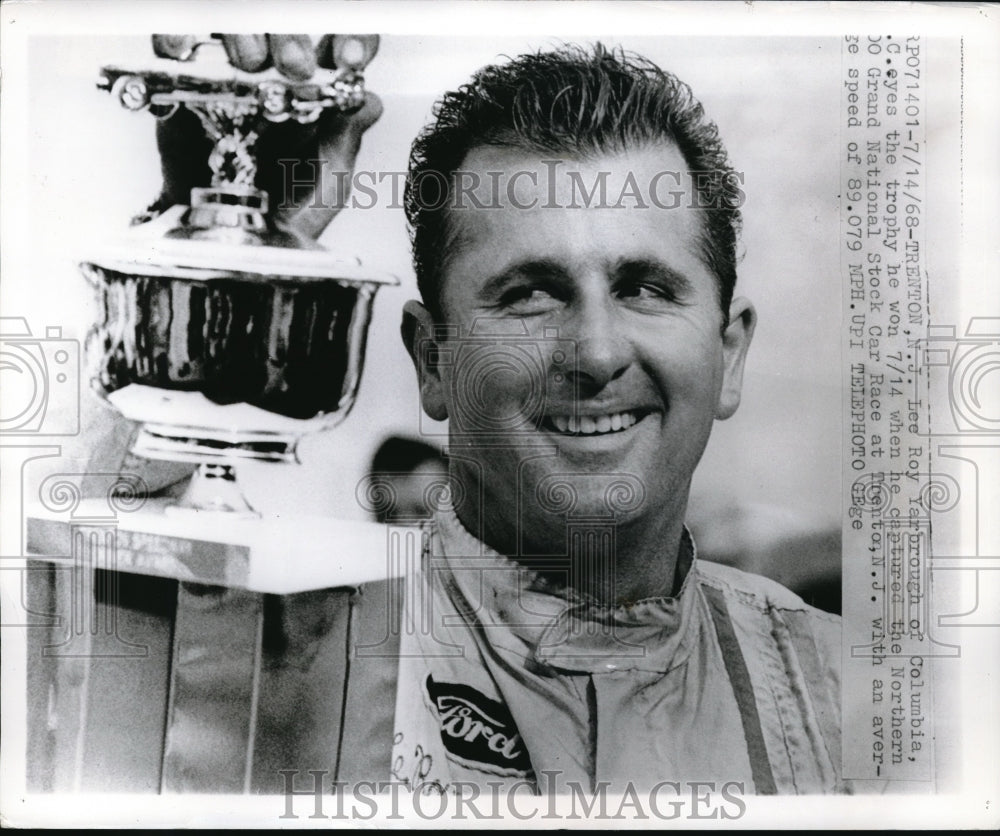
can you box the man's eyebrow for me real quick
[610,258,695,295]
[478,259,574,298]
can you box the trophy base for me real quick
[131,421,293,518]
[108,385,313,465]
[105,387,327,517]
[133,422,298,465]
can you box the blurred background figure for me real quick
[364,435,447,524]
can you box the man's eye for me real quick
[498,287,559,311]
[616,282,675,303]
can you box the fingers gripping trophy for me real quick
[81,34,394,514]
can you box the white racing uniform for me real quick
[391,505,845,795]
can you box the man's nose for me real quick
[560,297,634,391]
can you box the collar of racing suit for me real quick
[431,503,702,675]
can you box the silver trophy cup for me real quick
[80,37,395,513]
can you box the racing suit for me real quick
[387,505,845,795]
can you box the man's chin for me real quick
[528,478,650,525]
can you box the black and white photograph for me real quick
[1,0,997,828]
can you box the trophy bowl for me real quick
[81,39,396,513]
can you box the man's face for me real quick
[405,142,754,554]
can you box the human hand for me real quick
[147,34,382,239]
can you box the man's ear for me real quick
[716,297,757,420]
[401,299,449,422]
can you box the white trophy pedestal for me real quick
[26,497,403,594]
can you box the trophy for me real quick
[80,35,396,514]
[25,36,404,794]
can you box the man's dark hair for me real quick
[404,43,743,322]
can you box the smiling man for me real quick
[383,45,844,796]
[405,144,752,606]
[63,37,843,800]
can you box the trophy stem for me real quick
[186,101,260,189]
[167,463,259,517]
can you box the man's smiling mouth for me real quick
[542,410,646,436]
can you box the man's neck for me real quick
[453,489,688,608]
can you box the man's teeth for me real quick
[550,412,639,435]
